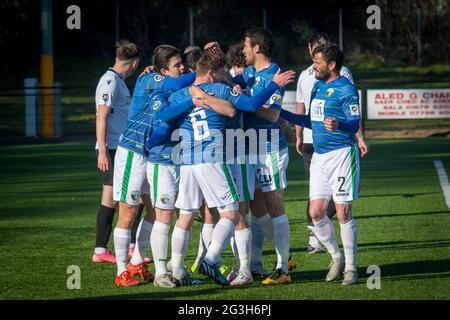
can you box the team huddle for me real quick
[93,28,363,289]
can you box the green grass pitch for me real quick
[0,138,449,300]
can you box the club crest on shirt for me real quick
[160,194,170,204]
[130,191,140,201]
[154,74,165,82]
[326,88,334,97]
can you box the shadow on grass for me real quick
[375,259,450,282]
[358,239,450,252]
[358,192,441,199]
[76,285,245,300]
[286,211,449,225]
[285,192,440,206]
[290,259,450,284]
[356,211,450,220]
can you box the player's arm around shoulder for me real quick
[255,86,284,123]
[189,83,236,118]
[255,68,295,122]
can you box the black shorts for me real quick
[96,149,116,186]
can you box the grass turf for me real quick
[0,138,449,300]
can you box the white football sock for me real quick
[313,216,342,260]
[113,227,131,276]
[204,218,235,265]
[171,226,190,279]
[250,215,265,267]
[257,213,275,246]
[130,219,153,265]
[202,223,214,246]
[309,235,321,247]
[230,235,240,270]
[272,214,290,273]
[235,228,252,276]
[340,219,358,272]
[150,221,170,276]
[94,247,106,254]
[195,223,214,261]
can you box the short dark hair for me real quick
[308,32,330,51]
[312,43,344,71]
[226,43,246,68]
[152,44,180,72]
[182,46,203,71]
[195,52,226,76]
[115,40,142,61]
[244,27,273,57]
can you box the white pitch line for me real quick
[434,160,450,212]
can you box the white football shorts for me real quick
[147,162,180,210]
[113,146,150,206]
[255,147,289,192]
[309,144,360,203]
[229,156,256,202]
[175,163,239,212]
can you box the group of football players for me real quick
[93,27,366,289]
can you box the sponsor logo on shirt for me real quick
[154,74,165,82]
[102,93,109,101]
[310,99,325,121]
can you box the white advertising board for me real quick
[367,89,450,119]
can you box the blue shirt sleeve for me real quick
[161,72,196,91]
[338,89,360,134]
[234,81,279,112]
[142,73,165,91]
[156,99,193,123]
[265,86,284,110]
[145,121,173,151]
[279,109,312,129]
[211,82,280,113]
[142,72,196,92]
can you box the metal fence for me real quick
[0,81,95,138]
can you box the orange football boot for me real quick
[128,262,154,282]
[114,271,140,287]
